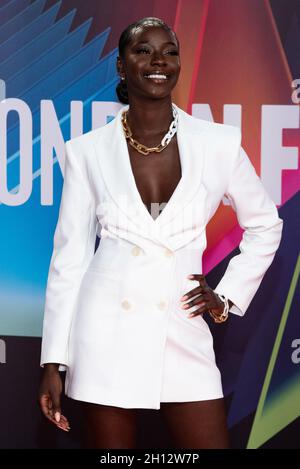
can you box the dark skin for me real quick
[39,363,70,431]
[38,24,233,447]
[116,25,233,317]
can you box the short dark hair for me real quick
[116,17,178,104]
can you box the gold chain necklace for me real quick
[121,106,178,156]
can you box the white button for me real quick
[121,299,132,310]
[131,246,141,256]
[157,300,168,311]
[164,248,174,258]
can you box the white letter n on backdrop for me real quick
[40,100,84,205]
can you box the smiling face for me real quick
[117,25,181,102]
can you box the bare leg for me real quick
[81,402,138,449]
[160,398,229,449]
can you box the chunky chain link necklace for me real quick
[121,105,178,155]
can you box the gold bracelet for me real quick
[209,293,229,323]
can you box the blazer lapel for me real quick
[156,103,207,229]
[94,102,208,245]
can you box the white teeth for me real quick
[145,74,167,79]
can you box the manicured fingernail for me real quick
[181,304,189,309]
[188,313,195,317]
[187,275,194,279]
[181,295,188,301]
[55,412,60,423]
[58,424,69,431]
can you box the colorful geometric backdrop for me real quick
[0,0,299,448]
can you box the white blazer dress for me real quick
[40,102,283,410]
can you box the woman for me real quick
[38,17,283,448]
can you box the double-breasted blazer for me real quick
[40,102,283,409]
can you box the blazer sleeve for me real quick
[213,128,283,316]
[40,139,97,370]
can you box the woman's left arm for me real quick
[213,128,284,316]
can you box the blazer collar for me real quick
[94,102,207,244]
